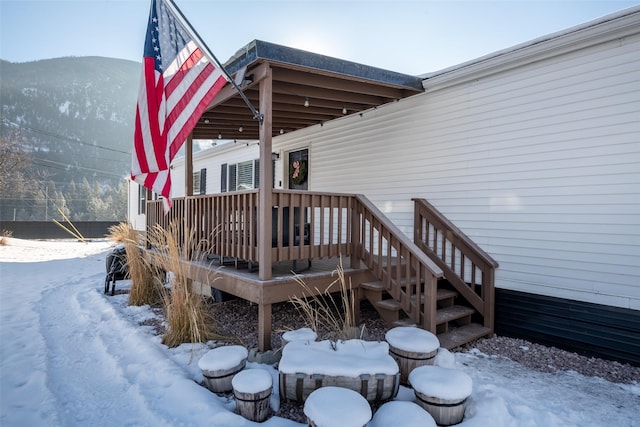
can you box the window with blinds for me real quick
[237,161,253,190]
[221,159,264,192]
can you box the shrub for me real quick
[146,222,224,348]
[107,222,164,306]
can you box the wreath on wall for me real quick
[289,160,307,185]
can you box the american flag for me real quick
[131,0,228,211]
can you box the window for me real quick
[220,164,227,192]
[192,168,206,195]
[137,185,146,215]
[221,159,265,192]
[237,161,253,190]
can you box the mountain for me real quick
[0,56,140,221]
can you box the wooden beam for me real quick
[273,67,409,98]
[258,303,272,352]
[185,134,193,197]
[258,67,273,281]
[184,134,193,258]
[205,62,270,110]
[273,81,387,105]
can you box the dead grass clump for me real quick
[146,222,223,348]
[106,222,132,244]
[289,257,361,342]
[107,222,164,307]
[0,230,12,246]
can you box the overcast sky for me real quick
[1,0,638,75]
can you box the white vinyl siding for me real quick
[274,28,640,309]
[153,12,639,309]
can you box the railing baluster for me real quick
[413,198,498,332]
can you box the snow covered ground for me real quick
[1,238,638,426]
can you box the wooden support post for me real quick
[185,134,193,197]
[258,67,273,280]
[184,133,193,258]
[349,198,360,269]
[258,303,272,352]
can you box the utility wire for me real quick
[31,157,127,178]
[1,120,131,156]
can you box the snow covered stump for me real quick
[369,401,437,427]
[409,366,473,426]
[304,386,372,427]
[232,369,272,423]
[198,345,248,393]
[385,326,440,385]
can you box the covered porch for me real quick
[144,40,497,352]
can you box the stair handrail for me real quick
[353,195,443,331]
[413,198,498,331]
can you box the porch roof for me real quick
[193,40,424,141]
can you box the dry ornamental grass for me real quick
[288,258,362,342]
[145,222,227,348]
[107,222,164,307]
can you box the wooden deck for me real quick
[146,191,497,352]
[171,254,375,351]
[196,255,374,305]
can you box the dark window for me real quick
[200,168,207,194]
[229,164,237,192]
[138,185,146,215]
[221,163,227,192]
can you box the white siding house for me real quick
[268,8,640,311]
[129,6,639,328]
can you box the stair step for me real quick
[360,281,384,291]
[411,288,459,304]
[374,299,402,325]
[437,288,458,301]
[398,276,421,287]
[375,299,402,312]
[436,305,475,325]
[437,323,492,350]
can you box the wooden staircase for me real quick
[360,279,492,349]
[352,197,499,350]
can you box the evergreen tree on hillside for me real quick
[1,57,138,221]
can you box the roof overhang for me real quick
[192,40,424,141]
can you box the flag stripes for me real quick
[131,0,229,212]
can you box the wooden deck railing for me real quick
[272,190,353,262]
[145,192,495,334]
[413,198,498,331]
[147,190,355,265]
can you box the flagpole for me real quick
[164,0,264,125]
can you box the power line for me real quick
[1,120,131,156]
[31,157,127,179]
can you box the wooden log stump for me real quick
[232,369,272,423]
[198,345,248,393]
[409,366,472,426]
[385,326,440,385]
